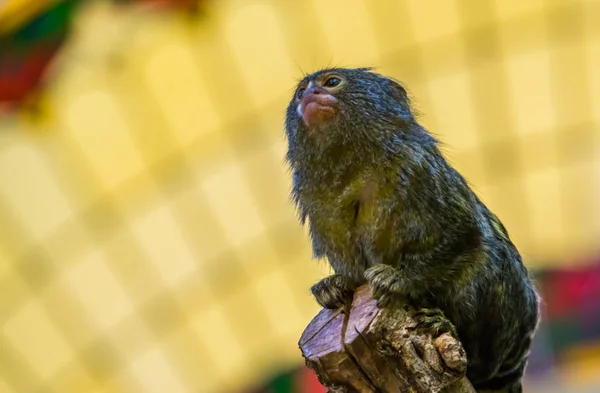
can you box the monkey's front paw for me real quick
[311,274,357,310]
[413,307,457,339]
[364,264,404,308]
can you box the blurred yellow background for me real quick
[0,0,599,392]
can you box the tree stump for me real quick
[299,285,476,393]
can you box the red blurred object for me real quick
[0,40,64,108]
[540,263,600,320]
[0,0,78,110]
[296,367,326,393]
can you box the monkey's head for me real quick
[285,67,414,158]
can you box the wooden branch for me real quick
[299,285,476,393]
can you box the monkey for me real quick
[284,67,540,393]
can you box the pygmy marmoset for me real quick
[284,67,540,393]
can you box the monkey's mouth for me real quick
[300,94,338,127]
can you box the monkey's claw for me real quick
[364,264,404,308]
[413,307,458,339]
[311,274,357,310]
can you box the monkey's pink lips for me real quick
[300,94,338,126]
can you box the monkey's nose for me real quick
[304,86,328,96]
[299,87,338,127]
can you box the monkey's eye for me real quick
[324,77,341,88]
[296,87,306,100]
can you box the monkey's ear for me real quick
[387,78,409,102]
[387,78,413,118]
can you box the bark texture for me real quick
[299,285,477,393]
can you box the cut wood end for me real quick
[298,284,475,393]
